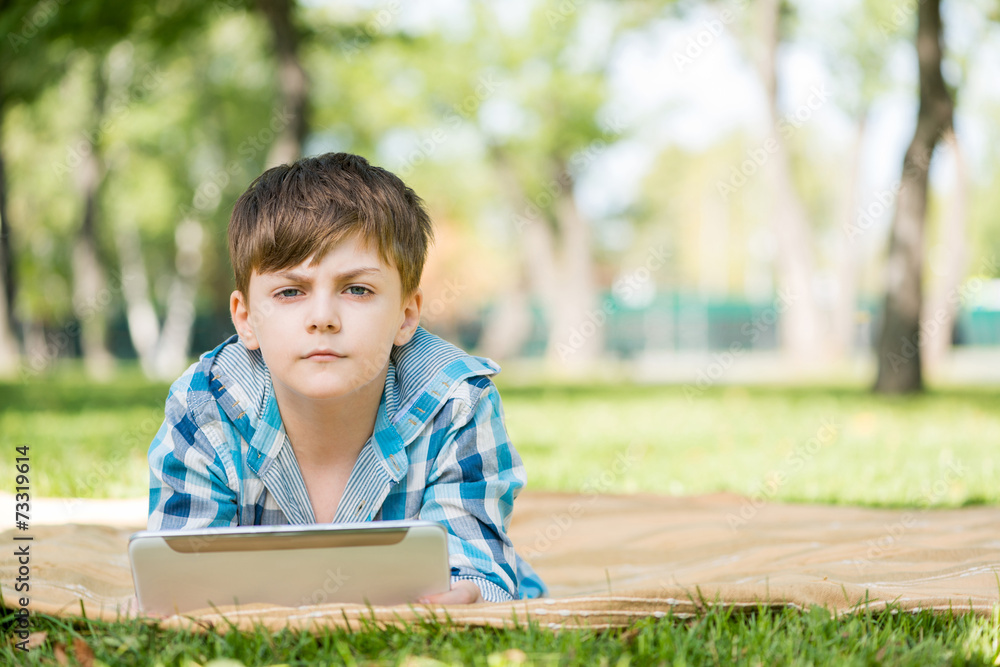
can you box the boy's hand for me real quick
[416,579,483,605]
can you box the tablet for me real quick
[128,520,451,616]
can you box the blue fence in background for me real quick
[90,290,1000,361]
[467,291,1000,358]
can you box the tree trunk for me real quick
[257,0,308,167]
[546,163,601,370]
[117,226,160,377]
[71,62,115,380]
[485,147,558,361]
[152,218,203,378]
[755,0,828,366]
[699,190,729,296]
[874,0,954,394]
[0,102,20,377]
[833,113,868,359]
[488,148,602,371]
[118,218,204,381]
[477,284,533,362]
[921,129,967,373]
[0,120,16,333]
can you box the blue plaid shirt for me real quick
[147,326,546,603]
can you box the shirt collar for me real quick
[205,326,500,470]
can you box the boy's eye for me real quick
[346,285,372,297]
[276,288,301,299]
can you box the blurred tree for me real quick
[0,95,16,375]
[471,1,629,372]
[814,0,895,361]
[749,0,830,366]
[256,0,309,165]
[0,0,80,375]
[1,0,229,379]
[304,0,644,370]
[111,3,290,379]
[71,52,116,379]
[874,0,954,394]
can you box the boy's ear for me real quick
[230,290,260,350]
[394,287,423,346]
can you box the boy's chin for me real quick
[288,376,366,401]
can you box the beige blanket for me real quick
[2,491,997,630]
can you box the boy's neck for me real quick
[272,363,388,467]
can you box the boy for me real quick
[147,152,546,604]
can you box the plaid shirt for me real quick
[147,326,547,603]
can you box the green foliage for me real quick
[2,604,998,665]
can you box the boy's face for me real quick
[230,233,422,403]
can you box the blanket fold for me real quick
[2,491,997,630]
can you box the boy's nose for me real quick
[306,298,340,332]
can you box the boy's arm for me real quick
[147,385,240,531]
[418,379,525,603]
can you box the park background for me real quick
[1,0,999,387]
[3,0,1000,663]
[1,0,999,496]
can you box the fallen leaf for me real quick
[73,638,96,667]
[53,643,68,666]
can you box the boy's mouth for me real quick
[305,349,346,360]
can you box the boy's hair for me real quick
[228,152,433,301]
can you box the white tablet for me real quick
[128,520,451,616]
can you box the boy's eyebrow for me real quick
[270,267,383,282]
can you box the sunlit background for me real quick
[2,0,999,388]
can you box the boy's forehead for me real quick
[251,246,400,282]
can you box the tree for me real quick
[0,100,17,376]
[470,1,628,372]
[750,0,830,366]
[256,0,309,166]
[2,0,231,378]
[874,0,954,393]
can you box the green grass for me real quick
[498,382,1000,508]
[3,604,999,666]
[4,367,997,507]
[2,366,999,664]
[0,369,169,498]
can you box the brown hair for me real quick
[228,152,433,302]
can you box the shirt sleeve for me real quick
[418,379,525,602]
[147,379,239,531]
